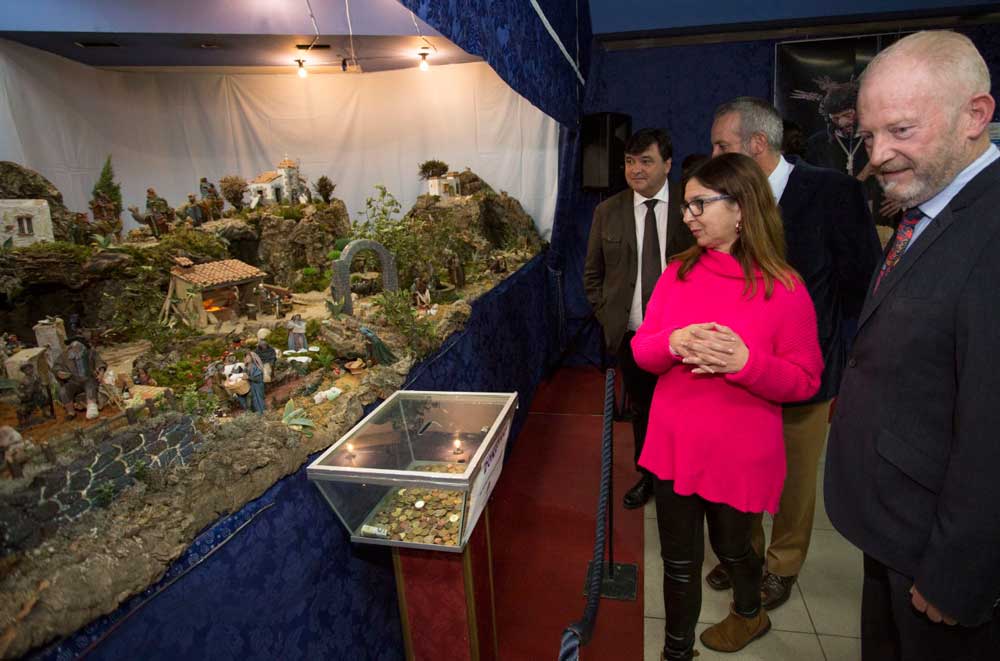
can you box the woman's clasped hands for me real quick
[669,322,749,375]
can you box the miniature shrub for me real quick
[130,460,150,482]
[279,206,303,221]
[219,175,249,210]
[334,237,352,250]
[91,482,117,509]
[180,385,220,416]
[293,267,328,293]
[418,159,449,180]
[148,338,228,387]
[374,290,437,358]
[314,175,336,204]
[91,155,123,219]
[327,249,341,261]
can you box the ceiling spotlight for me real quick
[296,59,308,78]
[418,52,429,72]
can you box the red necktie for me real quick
[874,208,923,292]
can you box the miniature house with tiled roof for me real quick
[247,156,311,206]
[162,258,267,327]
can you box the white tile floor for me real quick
[643,458,864,660]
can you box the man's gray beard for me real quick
[879,145,965,209]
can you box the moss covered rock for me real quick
[0,161,81,242]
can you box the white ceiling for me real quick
[0,0,481,72]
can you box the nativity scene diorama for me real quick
[0,155,542,658]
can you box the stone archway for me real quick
[330,239,399,315]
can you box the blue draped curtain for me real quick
[399,0,591,126]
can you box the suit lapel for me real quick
[617,191,638,278]
[856,158,1000,329]
[777,162,811,220]
[857,207,956,329]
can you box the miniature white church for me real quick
[427,172,462,199]
[247,157,311,206]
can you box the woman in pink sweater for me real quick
[632,153,822,660]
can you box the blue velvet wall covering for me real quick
[399,0,591,126]
[37,256,552,660]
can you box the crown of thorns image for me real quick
[790,76,859,116]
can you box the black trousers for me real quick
[618,331,658,473]
[862,554,999,661]
[654,480,762,659]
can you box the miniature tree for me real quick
[418,160,449,180]
[314,175,336,203]
[219,175,249,210]
[90,155,123,221]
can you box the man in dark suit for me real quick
[705,97,881,609]
[825,31,1000,660]
[584,128,694,509]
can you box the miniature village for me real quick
[0,156,543,658]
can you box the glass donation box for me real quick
[307,390,518,552]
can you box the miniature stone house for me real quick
[165,258,267,328]
[426,173,462,199]
[247,157,310,205]
[0,199,54,247]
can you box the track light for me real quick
[418,52,429,72]
[296,59,308,78]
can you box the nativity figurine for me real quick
[16,363,54,428]
[238,351,266,414]
[53,339,106,420]
[360,326,398,366]
[447,252,466,289]
[185,193,205,226]
[286,314,307,351]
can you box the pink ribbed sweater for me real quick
[631,250,823,514]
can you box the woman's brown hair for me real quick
[672,152,799,298]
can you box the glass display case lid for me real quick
[308,390,518,487]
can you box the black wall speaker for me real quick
[582,112,632,193]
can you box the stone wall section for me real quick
[0,412,201,555]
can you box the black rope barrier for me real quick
[558,368,615,661]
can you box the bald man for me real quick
[825,31,1000,660]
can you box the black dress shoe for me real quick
[706,563,732,591]
[623,476,653,509]
[761,572,796,610]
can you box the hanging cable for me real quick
[344,0,358,67]
[410,10,438,53]
[303,0,320,52]
[528,0,585,85]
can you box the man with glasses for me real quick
[584,128,694,510]
[705,97,881,610]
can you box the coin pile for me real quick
[366,463,466,546]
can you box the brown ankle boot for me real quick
[699,606,771,652]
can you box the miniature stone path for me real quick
[0,412,200,555]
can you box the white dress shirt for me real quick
[629,181,670,331]
[768,155,794,202]
[907,143,1000,251]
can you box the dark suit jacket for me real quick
[824,158,1000,625]
[583,182,693,354]
[779,159,881,404]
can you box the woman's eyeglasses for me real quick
[681,195,732,217]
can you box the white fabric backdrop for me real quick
[0,40,558,238]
